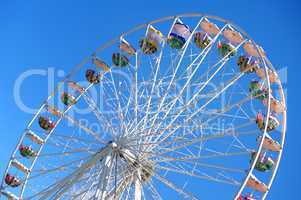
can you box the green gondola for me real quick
[19,145,36,158]
[112,53,129,67]
[61,92,77,106]
[217,42,236,58]
[237,55,259,73]
[251,152,274,172]
[249,80,268,101]
[167,33,186,49]
[194,32,212,49]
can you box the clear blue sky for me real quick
[0,0,299,199]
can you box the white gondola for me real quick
[246,174,268,193]
[223,27,244,44]
[11,159,30,174]
[262,97,285,114]
[93,57,110,72]
[200,18,220,36]
[26,130,44,145]
[258,134,281,152]
[120,38,136,55]
[46,105,62,117]
[270,98,285,114]
[256,68,278,84]
[67,81,85,93]
[268,69,278,83]
[244,40,266,57]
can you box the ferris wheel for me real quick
[0,13,286,200]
